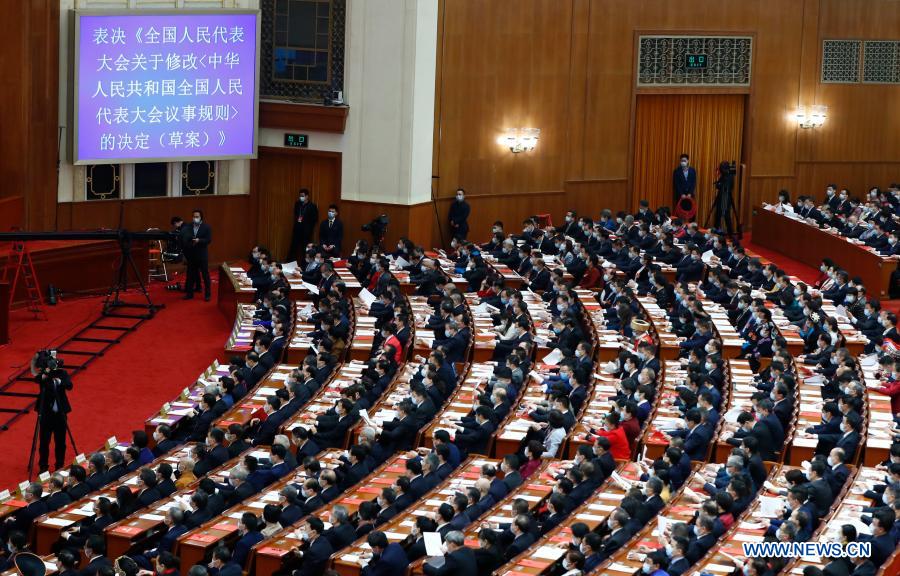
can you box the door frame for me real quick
[251,146,343,257]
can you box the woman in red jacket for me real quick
[519,440,544,479]
[590,411,631,460]
[579,254,603,289]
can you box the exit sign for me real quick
[685,54,708,69]
[284,133,309,148]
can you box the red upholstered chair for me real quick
[535,213,553,228]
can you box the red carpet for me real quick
[0,274,228,489]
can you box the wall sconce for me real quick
[794,105,827,129]
[499,128,540,153]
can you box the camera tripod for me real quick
[28,410,78,480]
[704,162,743,240]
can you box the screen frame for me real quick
[71,8,261,165]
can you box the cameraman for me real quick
[30,351,73,473]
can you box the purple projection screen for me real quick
[73,11,259,164]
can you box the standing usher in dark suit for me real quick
[182,214,212,300]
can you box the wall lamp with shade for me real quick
[499,127,540,153]
[794,105,827,129]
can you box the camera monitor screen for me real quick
[73,10,259,164]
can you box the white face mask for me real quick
[681,160,688,168]
[193,217,201,224]
[328,211,336,219]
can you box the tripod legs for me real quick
[27,412,77,478]
[103,237,158,317]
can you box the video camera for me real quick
[361,214,389,248]
[34,349,63,371]
[361,214,389,234]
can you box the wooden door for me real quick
[632,94,745,215]
[255,147,341,261]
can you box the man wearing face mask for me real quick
[448,188,471,241]
[318,203,344,257]
[291,188,318,262]
[673,153,697,208]
[181,209,212,301]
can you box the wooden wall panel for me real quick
[435,0,573,199]
[0,0,59,230]
[56,195,254,265]
[0,197,25,232]
[796,163,900,198]
[746,176,796,223]
[254,147,342,261]
[430,191,567,247]
[337,201,433,253]
[564,180,630,217]
[433,0,898,236]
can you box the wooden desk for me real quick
[419,363,494,451]
[687,464,795,576]
[493,462,642,576]
[217,264,256,322]
[713,360,755,463]
[224,303,261,357]
[145,361,231,442]
[249,451,421,576]
[751,208,896,297]
[593,463,708,576]
[0,458,91,526]
[635,361,691,463]
[566,371,622,459]
[174,449,347,574]
[103,446,262,559]
[215,365,298,430]
[408,461,555,575]
[33,443,193,555]
[329,456,497,576]
[787,362,825,466]
[277,361,369,439]
[782,467,898,576]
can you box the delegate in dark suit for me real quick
[319,216,344,256]
[423,546,478,576]
[673,164,697,204]
[361,542,409,576]
[295,535,333,576]
[291,194,319,261]
[181,215,212,299]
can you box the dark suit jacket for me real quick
[324,522,358,551]
[137,488,161,508]
[77,556,112,576]
[379,416,418,452]
[232,531,264,567]
[214,563,242,576]
[504,533,536,560]
[181,222,212,263]
[682,423,713,460]
[319,218,344,254]
[424,546,478,576]
[157,524,188,553]
[503,470,522,491]
[361,543,409,576]
[45,490,72,512]
[598,528,630,560]
[673,166,697,199]
[296,536,334,576]
[67,482,90,501]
